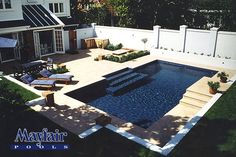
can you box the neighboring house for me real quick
[0,0,78,63]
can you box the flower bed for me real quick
[104,50,150,63]
[51,64,69,74]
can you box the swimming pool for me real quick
[67,61,217,128]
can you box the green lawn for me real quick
[169,81,236,157]
[0,77,39,105]
[0,77,236,157]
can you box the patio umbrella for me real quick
[0,37,17,48]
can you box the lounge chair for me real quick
[20,74,55,89]
[39,69,74,84]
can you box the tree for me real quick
[106,0,136,27]
[192,0,236,31]
[70,0,236,31]
[106,0,194,29]
[70,0,90,24]
[70,0,110,25]
[85,3,110,25]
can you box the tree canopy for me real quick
[70,0,236,31]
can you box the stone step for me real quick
[106,69,133,82]
[106,74,148,94]
[180,97,206,108]
[183,91,211,103]
[186,88,213,97]
[178,102,202,110]
[109,72,140,87]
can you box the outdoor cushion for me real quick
[20,74,34,84]
[40,69,74,81]
[40,69,53,77]
[30,79,55,86]
[49,74,73,81]
[21,74,55,87]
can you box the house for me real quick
[0,0,78,63]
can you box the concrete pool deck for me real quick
[23,48,236,147]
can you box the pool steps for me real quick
[106,69,133,82]
[109,72,140,86]
[105,69,148,94]
[183,91,211,102]
[180,99,204,109]
[106,74,148,94]
[179,90,212,109]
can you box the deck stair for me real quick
[105,68,148,94]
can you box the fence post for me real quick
[153,25,161,49]
[180,25,188,52]
[209,27,219,57]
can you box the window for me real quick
[49,2,64,13]
[54,3,59,13]
[49,3,53,12]
[55,30,64,52]
[0,0,12,10]
[59,3,64,12]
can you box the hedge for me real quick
[104,50,150,63]
[104,43,123,51]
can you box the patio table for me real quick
[22,60,47,73]
[22,60,46,69]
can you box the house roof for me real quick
[59,16,79,26]
[0,20,28,28]
[22,5,63,28]
[59,16,82,30]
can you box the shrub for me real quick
[126,53,134,60]
[105,44,115,51]
[51,65,69,74]
[208,81,220,90]
[217,72,229,78]
[105,55,118,62]
[119,55,128,63]
[217,72,229,83]
[104,50,150,63]
[115,43,123,50]
[105,43,123,51]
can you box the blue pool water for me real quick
[68,61,217,128]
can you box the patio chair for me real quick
[39,69,74,84]
[47,57,53,69]
[20,74,55,89]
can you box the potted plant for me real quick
[217,72,229,83]
[208,81,220,94]
[141,38,148,50]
